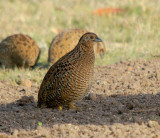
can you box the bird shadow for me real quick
[0,93,160,134]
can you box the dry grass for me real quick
[0,0,160,83]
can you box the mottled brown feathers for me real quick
[48,29,106,64]
[38,32,102,109]
[0,34,40,68]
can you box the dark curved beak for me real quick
[94,37,102,42]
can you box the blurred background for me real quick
[0,0,160,83]
[0,0,160,65]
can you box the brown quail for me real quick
[0,34,40,68]
[38,32,102,110]
[48,29,106,64]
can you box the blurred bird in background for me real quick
[0,34,40,69]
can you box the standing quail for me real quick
[0,34,40,68]
[38,32,102,110]
[48,29,105,64]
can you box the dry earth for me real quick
[1,59,160,138]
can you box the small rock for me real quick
[117,106,126,114]
[148,120,159,128]
[103,89,106,93]
[96,80,100,85]
[99,94,106,100]
[126,102,134,110]
[127,85,131,89]
[127,66,132,71]
[117,110,122,114]
[142,67,145,70]
[19,89,26,92]
[12,106,20,112]
[110,94,118,98]
[22,79,32,88]
[133,117,143,125]
[86,93,97,101]
[110,94,118,97]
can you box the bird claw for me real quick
[58,106,63,110]
[69,103,82,112]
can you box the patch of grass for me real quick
[0,67,48,85]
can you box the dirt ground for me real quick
[1,59,160,138]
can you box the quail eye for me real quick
[90,36,94,39]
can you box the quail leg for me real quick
[58,106,63,110]
[69,102,82,111]
[69,102,77,109]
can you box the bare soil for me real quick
[1,59,160,138]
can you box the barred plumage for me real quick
[48,29,106,64]
[38,32,102,109]
[0,34,40,68]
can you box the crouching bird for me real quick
[38,32,102,110]
[0,34,40,68]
